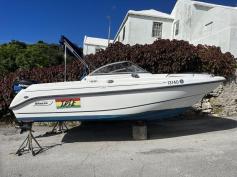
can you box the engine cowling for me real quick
[12,80,38,95]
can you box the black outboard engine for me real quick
[12,79,38,96]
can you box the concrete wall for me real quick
[83,44,107,56]
[115,17,131,43]
[191,6,237,56]
[172,0,237,57]
[230,27,237,57]
[229,9,237,56]
[171,0,193,40]
[128,15,173,45]
[115,15,173,45]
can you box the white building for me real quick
[171,0,237,57]
[84,0,237,57]
[114,9,174,45]
[83,36,113,55]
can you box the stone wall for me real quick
[194,73,237,117]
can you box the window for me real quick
[95,48,101,53]
[122,26,126,40]
[152,22,162,38]
[90,61,149,75]
[203,21,213,35]
[174,20,179,36]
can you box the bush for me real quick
[85,40,236,78]
[0,39,236,119]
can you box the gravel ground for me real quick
[0,116,237,177]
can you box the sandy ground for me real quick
[0,116,237,177]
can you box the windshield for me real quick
[90,61,149,75]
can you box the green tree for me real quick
[0,40,76,74]
[16,42,51,69]
[0,40,26,76]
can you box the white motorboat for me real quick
[10,60,225,123]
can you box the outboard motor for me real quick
[12,79,38,96]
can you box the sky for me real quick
[0,0,236,46]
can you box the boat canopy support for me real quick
[60,35,89,81]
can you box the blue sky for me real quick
[0,0,236,46]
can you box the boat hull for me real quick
[11,81,221,122]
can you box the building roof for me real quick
[84,36,113,47]
[192,1,237,10]
[114,9,173,41]
[128,9,174,19]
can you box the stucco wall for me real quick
[229,11,237,57]
[189,5,212,40]
[172,0,237,57]
[190,7,237,56]
[115,14,173,45]
[83,44,106,55]
[125,15,173,45]
[171,0,193,40]
[115,17,130,43]
[229,28,237,57]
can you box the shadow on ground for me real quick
[62,116,237,143]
